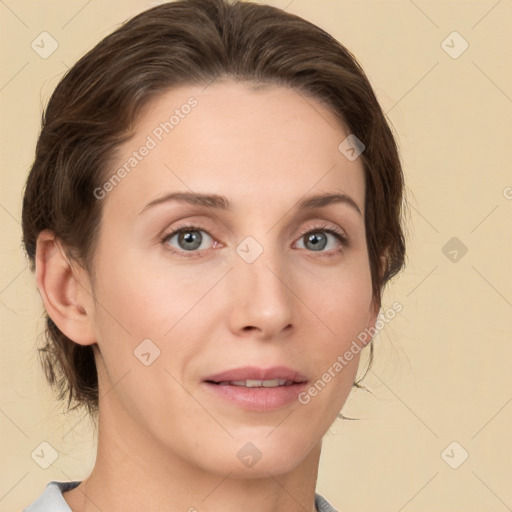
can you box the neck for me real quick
[64,394,322,512]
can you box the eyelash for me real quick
[161,222,349,258]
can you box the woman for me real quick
[21,0,406,510]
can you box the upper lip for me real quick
[204,365,308,383]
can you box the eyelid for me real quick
[296,223,347,242]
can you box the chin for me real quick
[204,434,316,478]
[222,456,306,480]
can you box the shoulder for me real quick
[315,492,339,512]
[23,481,81,512]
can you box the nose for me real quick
[228,245,295,341]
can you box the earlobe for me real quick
[35,230,96,346]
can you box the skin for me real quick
[36,79,379,512]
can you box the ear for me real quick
[361,256,386,348]
[360,295,380,348]
[35,229,96,346]
[362,252,388,344]
[370,296,380,327]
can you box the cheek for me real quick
[300,257,374,334]
[299,260,374,394]
[91,240,200,339]
[88,247,222,404]
[332,280,374,339]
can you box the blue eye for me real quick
[161,223,348,258]
[295,224,348,254]
[162,225,216,254]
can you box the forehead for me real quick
[102,79,366,217]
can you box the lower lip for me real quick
[202,382,308,411]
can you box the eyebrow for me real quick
[139,191,362,216]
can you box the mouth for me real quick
[206,378,305,387]
[203,365,308,384]
[202,366,309,411]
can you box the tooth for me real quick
[245,379,263,387]
[217,379,293,387]
[230,380,249,386]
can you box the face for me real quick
[80,80,378,477]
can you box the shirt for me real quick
[23,480,339,512]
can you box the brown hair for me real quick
[21,0,406,417]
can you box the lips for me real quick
[202,365,309,411]
[203,365,308,385]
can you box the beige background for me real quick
[1,0,511,511]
